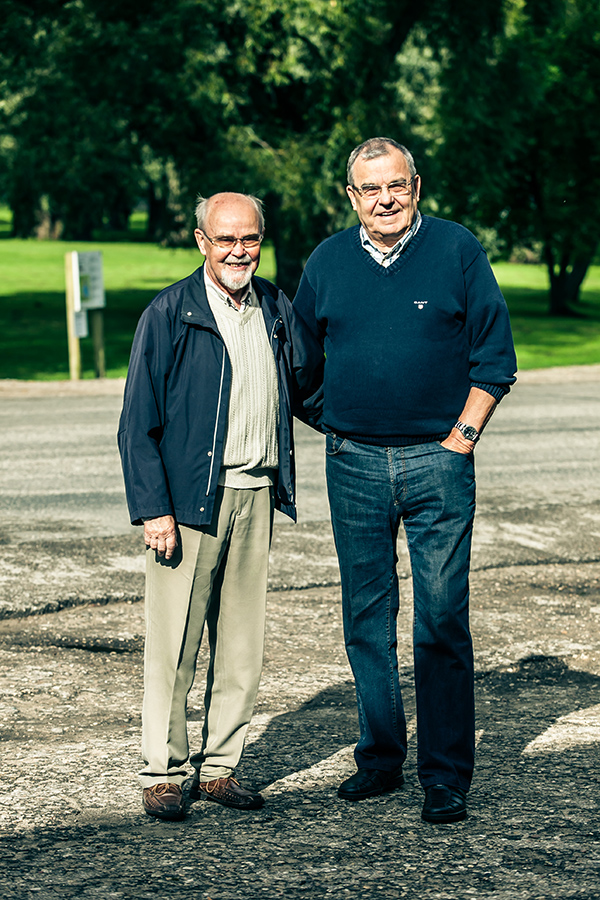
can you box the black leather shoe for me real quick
[421,784,467,823]
[338,766,404,801]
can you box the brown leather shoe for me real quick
[190,776,264,810]
[142,783,185,821]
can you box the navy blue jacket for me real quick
[118,266,323,526]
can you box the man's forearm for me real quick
[441,387,498,454]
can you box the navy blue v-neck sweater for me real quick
[293,216,517,444]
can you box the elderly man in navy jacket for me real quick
[119,191,322,821]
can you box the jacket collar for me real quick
[180,265,281,332]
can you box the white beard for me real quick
[219,255,253,292]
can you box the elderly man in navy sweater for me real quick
[294,137,517,824]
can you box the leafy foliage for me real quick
[432,0,600,313]
[1,0,598,305]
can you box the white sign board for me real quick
[71,251,105,312]
[74,309,89,339]
[65,249,106,380]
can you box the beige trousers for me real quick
[139,485,273,788]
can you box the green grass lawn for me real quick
[493,262,600,370]
[0,235,598,379]
[0,238,276,379]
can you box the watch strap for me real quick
[454,420,480,442]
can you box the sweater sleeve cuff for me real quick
[471,382,512,401]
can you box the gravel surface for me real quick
[1,372,599,899]
[1,563,600,899]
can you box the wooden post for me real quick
[89,308,106,378]
[64,252,81,381]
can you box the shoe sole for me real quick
[144,807,186,822]
[338,775,405,802]
[421,808,467,824]
[190,787,264,810]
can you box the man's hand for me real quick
[440,431,476,455]
[440,386,499,455]
[144,515,178,560]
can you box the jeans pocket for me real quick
[325,432,347,456]
[436,441,473,458]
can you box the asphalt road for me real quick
[1,369,599,900]
[1,366,599,564]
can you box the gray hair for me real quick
[347,138,417,185]
[195,192,265,232]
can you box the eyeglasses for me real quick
[350,177,418,200]
[202,233,264,251]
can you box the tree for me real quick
[2,0,489,287]
[0,1,145,238]
[3,0,539,301]
[432,0,600,314]
[202,0,445,293]
[0,0,228,239]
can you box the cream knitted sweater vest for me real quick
[206,292,280,488]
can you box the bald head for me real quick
[195,192,264,234]
[193,192,265,303]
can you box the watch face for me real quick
[461,425,478,441]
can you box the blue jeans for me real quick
[326,435,476,791]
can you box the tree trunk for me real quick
[264,193,305,297]
[273,240,304,299]
[544,241,594,317]
[548,278,573,316]
[106,202,130,232]
[10,185,38,238]
[147,181,169,242]
[565,257,594,306]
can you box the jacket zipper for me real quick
[206,349,226,496]
[269,316,282,347]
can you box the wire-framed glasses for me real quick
[202,233,264,251]
[351,177,417,200]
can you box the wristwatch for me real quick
[454,421,480,442]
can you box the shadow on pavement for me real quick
[3,655,600,900]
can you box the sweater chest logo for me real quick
[414,301,428,310]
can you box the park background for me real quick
[1,6,600,897]
[0,0,599,379]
